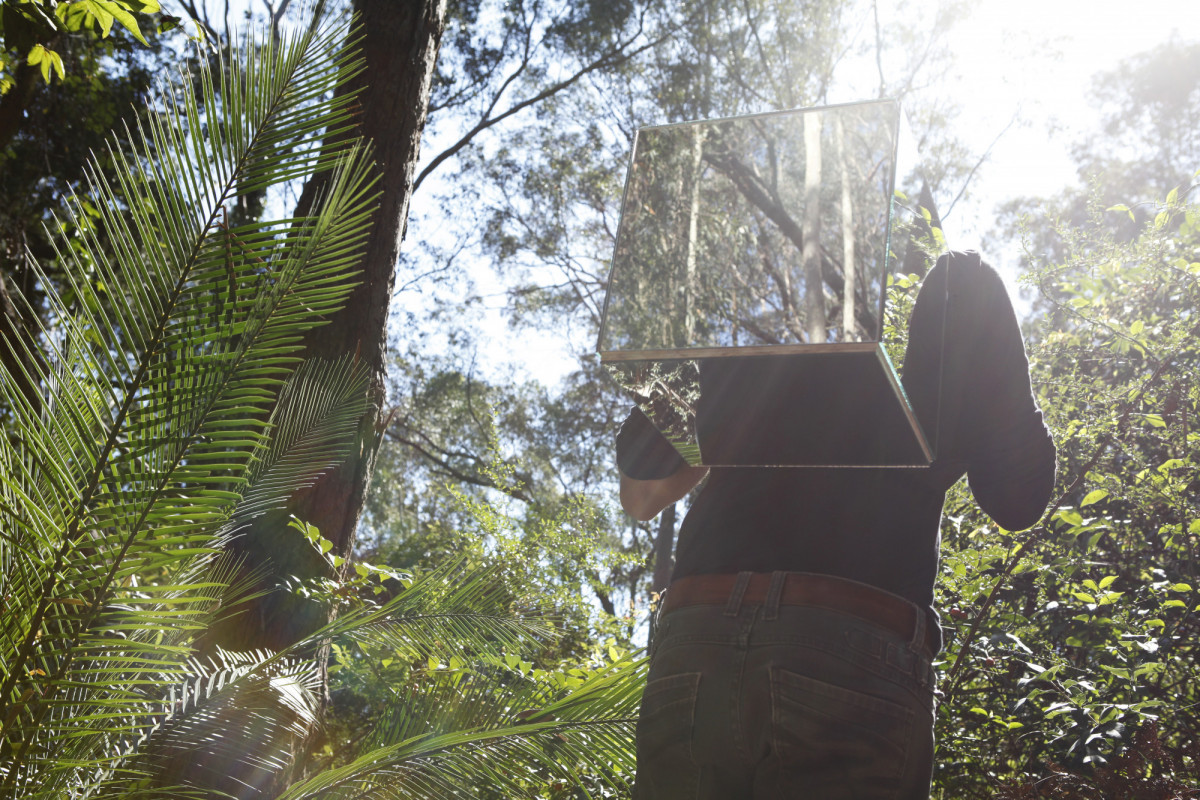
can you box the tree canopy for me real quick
[1,0,1198,796]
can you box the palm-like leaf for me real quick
[0,8,376,794]
[278,656,646,800]
[327,559,558,661]
[1,8,645,799]
[273,560,643,799]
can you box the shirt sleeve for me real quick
[904,251,1057,530]
[615,406,688,481]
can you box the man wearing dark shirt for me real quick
[618,251,1056,799]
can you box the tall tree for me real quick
[213,0,669,652]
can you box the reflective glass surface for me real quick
[599,100,942,467]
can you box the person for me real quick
[617,250,1057,799]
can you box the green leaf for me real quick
[26,43,52,83]
[0,11,380,787]
[94,0,147,44]
[1107,203,1136,222]
[82,0,116,36]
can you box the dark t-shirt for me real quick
[616,251,1057,615]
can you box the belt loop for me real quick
[724,571,753,617]
[907,601,927,655]
[763,571,788,620]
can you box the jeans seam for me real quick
[730,611,754,761]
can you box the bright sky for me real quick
[936,0,1199,248]
[501,0,1200,382]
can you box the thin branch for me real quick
[412,23,668,193]
[384,426,533,505]
[943,110,1020,222]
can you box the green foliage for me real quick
[0,0,174,87]
[1,10,648,796]
[312,555,645,799]
[0,8,378,793]
[370,353,646,625]
[932,188,1200,797]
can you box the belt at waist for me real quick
[661,571,938,654]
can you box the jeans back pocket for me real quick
[769,665,914,797]
[635,672,702,799]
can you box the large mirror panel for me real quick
[598,100,943,467]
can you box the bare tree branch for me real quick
[943,109,1021,221]
[413,21,670,193]
[384,424,534,504]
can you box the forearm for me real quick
[620,465,709,521]
[968,409,1057,531]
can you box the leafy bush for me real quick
[932,190,1200,797]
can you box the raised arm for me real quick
[615,407,708,520]
[904,251,1057,530]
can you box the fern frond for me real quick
[0,9,376,793]
[278,658,646,800]
[324,559,557,662]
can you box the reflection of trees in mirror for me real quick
[605,359,702,464]
[604,104,903,355]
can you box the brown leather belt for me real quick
[661,572,937,653]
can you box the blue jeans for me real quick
[634,573,936,800]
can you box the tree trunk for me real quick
[213,0,448,653]
[835,114,856,342]
[680,125,704,346]
[651,502,676,597]
[200,1,448,794]
[293,0,448,562]
[802,111,825,343]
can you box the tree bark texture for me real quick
[290,0,449,569]
[835,114,856,342]
[802,110,826,344]
[196,1,447,795]
[210,0,449,658]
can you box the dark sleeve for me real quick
[905,251,1057,530]
[615,407,687,481]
